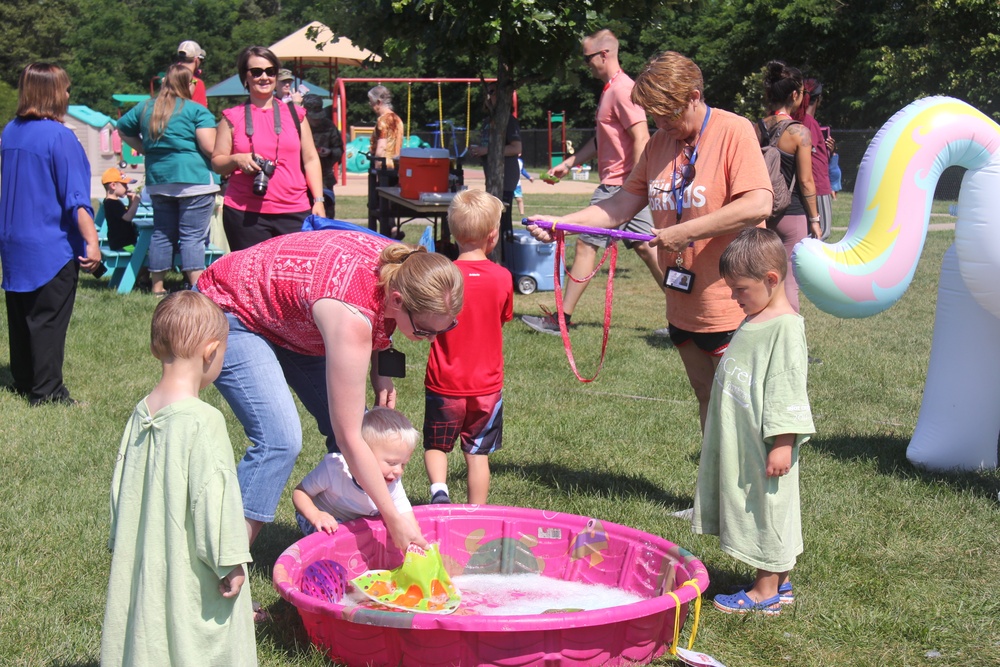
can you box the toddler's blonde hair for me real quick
[719,227,788,281]
[447,189,503,246]
[362,407,421,452]
[150,291,229,361]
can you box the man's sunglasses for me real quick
[247,66,278,79]
[407,308,458,338]
[583,50,607,65]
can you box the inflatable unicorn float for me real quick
[794,96,1000,471]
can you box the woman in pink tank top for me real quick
[211,46,326,252]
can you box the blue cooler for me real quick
[503,228,564,294]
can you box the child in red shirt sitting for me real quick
[422,190,513,504]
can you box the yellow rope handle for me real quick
[667,592,682,656]
[682,579,703,650]
[406,83,412,140]
[667,579,704,655]
[465,83,471,149]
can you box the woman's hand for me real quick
[311,199,326,218]
[78,241,103,272]
[649,225,693,253]
[371,373,396,409]
[233,153,260,173]
[385,510,428,551]
[524,215,557,243]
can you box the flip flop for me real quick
[713,590,781,615]
[251,601,270,624]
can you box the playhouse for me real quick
[63,105,139,200]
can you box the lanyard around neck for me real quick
[674,105,711,223]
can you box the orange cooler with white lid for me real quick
[398,148,450,199]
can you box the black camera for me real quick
[251,155,277,196]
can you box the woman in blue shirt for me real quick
[118,64,218,296]
[0,63,100,406]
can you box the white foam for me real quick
[451,573,646,616]
[340,573,648,617]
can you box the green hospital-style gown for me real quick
[101,397,256,666]
[692,314,815,573]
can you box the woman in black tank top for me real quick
[759,60,822,313]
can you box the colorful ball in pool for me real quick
[300,559,348,604]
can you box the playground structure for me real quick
[548,110,567,168]
[331,77,518,186]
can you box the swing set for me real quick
[331,77,518,185]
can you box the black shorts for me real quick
[667,324,736,356]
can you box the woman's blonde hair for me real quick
[631,51,704,118]
[16,63,71,121]
[362,407,421,452]
[150,291,229,361]
[378,245,463,318]
[148,64,193,141]
[447,189,502,245]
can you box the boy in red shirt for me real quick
[423,190,513,504]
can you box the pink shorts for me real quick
[423,389,504,455]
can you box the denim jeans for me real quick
[213,313,338,522]
[148,193,215,273]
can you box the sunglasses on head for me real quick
[406,308,458,339]
[247,66,277,79]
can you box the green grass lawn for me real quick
[2,193,997,667]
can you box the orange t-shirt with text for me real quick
[623,107,771,333]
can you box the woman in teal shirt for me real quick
[118,64,218,295]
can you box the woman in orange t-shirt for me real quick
[527,51,773,430]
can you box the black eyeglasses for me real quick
[406,308,458,339]
[583,50,607,65]
[246,66,278,79]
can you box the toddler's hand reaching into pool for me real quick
[312,512,340,535]
[219,564,246,598]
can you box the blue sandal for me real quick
[728,580,794,604]
[713,590,781,615]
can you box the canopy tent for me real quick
[269,22,382,71]
[205,74,331,98]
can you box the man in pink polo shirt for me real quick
[523,29,667,335]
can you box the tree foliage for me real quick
[0,0,997,153]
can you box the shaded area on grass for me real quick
[811,432,1000,502]
[491,460,692,511]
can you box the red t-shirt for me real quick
[191,78,208,107]
[623,107,772,333]
[801,113,832,196]
[425,258,513,396]
[198,230,396,356]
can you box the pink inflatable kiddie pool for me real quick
[274,505,709,667]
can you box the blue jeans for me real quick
[213,313,338,522]
[148,193,215,273]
